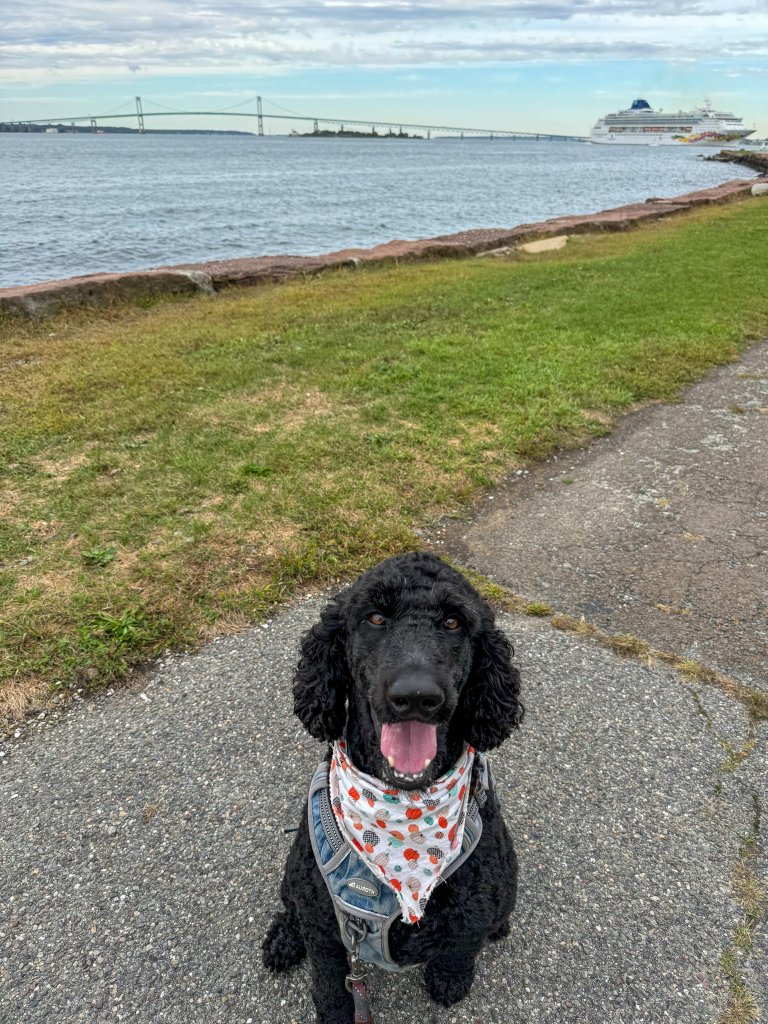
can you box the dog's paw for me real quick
[261,911,306,973]
[424,960,474,1006]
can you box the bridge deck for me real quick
[1,105,588,142]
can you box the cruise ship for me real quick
[590,98,754,146]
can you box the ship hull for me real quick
[590,132,753,146]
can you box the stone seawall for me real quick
[0,177,759,319]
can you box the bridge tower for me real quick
[90,117,98,133]
[135,96,145,134]
[257,95,264,136]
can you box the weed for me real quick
[524,602,552,618]
[719,948,759,1024]
[719,791,764,1023]
[82,546,117,568]
[550,614,598,637]
[654,603,691,616]
[719,738,757,774]
[604,633,651,659]
[75,607,163,680]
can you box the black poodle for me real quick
[263,552,523,1023]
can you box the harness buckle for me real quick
[343,916,368,947]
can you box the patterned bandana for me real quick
[329,739,476,924]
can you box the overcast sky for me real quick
[1,0,767,135]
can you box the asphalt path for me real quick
[432,340,768,692]
[1,602,764,1023]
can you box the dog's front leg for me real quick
[423,938,484,1007]
[305,934,354,1024]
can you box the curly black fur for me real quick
[264,553,523,1024]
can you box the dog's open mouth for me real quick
[380,721,437,785]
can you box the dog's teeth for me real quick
[387,756,395,768]
[423,758,432,769]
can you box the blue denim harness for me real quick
[308,753,489,971]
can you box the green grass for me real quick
[2,197,768,721]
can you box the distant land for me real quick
[0,124,254,136]
[289,127,425,139]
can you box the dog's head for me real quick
[293,552,522,788]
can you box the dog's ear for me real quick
[293,602,349,740]
[459,621,523,751]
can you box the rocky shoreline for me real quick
[0,174,764,319]
[706,148,768,175]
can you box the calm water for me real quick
[0,133,754,289]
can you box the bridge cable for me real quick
[94,99,136,118]
[141,96,260,115]
[262,97,314,118]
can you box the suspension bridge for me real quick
[0,95,588,142]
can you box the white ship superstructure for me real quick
[591,98,753,146]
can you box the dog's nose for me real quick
[386,673,445,719]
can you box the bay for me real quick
[0,133,749,289]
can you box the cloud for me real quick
[0,0,766,82]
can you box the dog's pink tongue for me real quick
[380,722,437,775]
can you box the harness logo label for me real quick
[346,877,380,899]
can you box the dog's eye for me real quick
[367,612,386,626]
[443,616,461,631]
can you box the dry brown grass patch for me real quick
[580,409,614,426]
[189,495,227,524]
[34,450,92,481]
[281,387,358,431]
[27,520,63,540]
[244,524,302,558]
[191,385,358,434]
[466,422,503,439]
[1,674,50,727]
[0,486,23,518]
[550,613,599,637]
[198,611,259,642]
[15,568,79,603]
